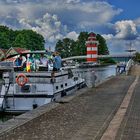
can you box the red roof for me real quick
[89,32,96,37]
[3,57,16,62]
[13,47,27,54]
[0,48,8,54]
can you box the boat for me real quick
[0,51,85,113]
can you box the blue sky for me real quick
[0,0,140,53]
[108,0,140,20]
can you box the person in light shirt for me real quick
[51,51,62,82]
[39,54,48,66]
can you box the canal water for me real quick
[77,65,116,87]
[0,65,116,122]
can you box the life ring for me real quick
[16,73,28,86]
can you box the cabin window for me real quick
[61,84,63,88]
[56,86,58,90]
[74,77,78,81]
[65,83,67,86]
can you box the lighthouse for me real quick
[86,33,99,63]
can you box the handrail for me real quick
[126,59,134,75]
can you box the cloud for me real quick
[115,20,138,40]
[0,0,123,50]
[102,34,114,40]
[66,0,80,3]
[66,31,79,41]
[103,20,139,41]
[102,19,140,53]
[0,0,122,29]
[19,13,65,43]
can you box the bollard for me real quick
[85,70,96,88]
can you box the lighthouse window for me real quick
[61,84,63,88]
[56,86,58,90]
[65,83,67,86]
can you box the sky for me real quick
[0,0,140,53]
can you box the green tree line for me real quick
[55,32,109,58]
[0,25,113,64]
[0,25,45,50]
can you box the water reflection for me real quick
[75,65,116,87]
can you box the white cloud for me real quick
[102,20,140,53]
[102,34,114,40]
[102,20,138,41]
[0,0,122,28]
[0,0,123,50]
[115,20,138,40]
[66,31,79,41]
[19,13,65,43]
[66,0,80,3]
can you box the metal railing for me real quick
[125,59,134,75]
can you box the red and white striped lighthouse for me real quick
[86,33,99,63]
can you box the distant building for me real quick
[5,47,28,58]
[2,47,30,63]
[0,48,8,61]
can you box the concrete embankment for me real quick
[0,74,135,140]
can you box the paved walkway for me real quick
[115,76,140,140]
[1,65,140,140]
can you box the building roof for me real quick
[6,47,29,58]
[13,47,27,54]
[0,48,8,54]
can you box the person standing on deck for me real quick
[15,55,23,67]
[51,51,62,82]
[40,53,48,67]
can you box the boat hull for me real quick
[0,70,85,113]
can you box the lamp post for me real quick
[125,42,136,60]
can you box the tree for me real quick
[56,38,75,58]
[55,31,109,58]
[0,25,11,49]
[96,34,109,55]
[134,52,140,62]
[75,32,88,55]
[0,25,45,50]
[13,30,45,50]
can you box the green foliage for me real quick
[134,52,140,62]
[0,25,45,50]
[99,58,116,65]
[96,34,109,55]
[55,31,109,58]
[56,38,75,58]
[76,32,89,56]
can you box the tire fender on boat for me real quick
[16,73,28,86]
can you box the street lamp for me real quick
[125,42,136,59]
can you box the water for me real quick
[76,65,116,87]
[94,65,116,83]
[0,114,14,122]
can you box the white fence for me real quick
[126,59,134,75]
